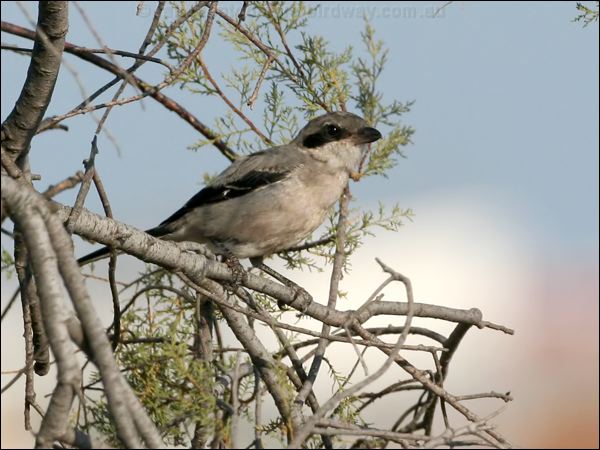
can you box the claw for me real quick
[224,255,245,289]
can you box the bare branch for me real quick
[1,2,67,161]
[0,18,239,162]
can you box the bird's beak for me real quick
[355,126,382,144]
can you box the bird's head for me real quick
[293,112,382,171]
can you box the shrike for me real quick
[78,112,382,266]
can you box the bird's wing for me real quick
[158,145,306,227]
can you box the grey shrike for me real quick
[78,111,382,266]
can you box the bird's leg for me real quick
[249,257,312,312]
[213,242,246,287]
[224,255,245,286]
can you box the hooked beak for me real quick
[355,126,382,144]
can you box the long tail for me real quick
[77,226,167,266]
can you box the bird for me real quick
[77,111,382,271]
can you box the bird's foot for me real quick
[224,255,246,288]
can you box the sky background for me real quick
[1,1,598,448]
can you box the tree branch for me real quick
[0,18,238,162]
[1,2,68,161]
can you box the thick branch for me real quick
[2,177,163,448]
[39,196,512,336]
[1,2,68,161]
[7,188,81,448]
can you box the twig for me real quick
[247,55,273,109]
[237,1,249,23]
[73,1,142,94]
[423,322,472,434]
[1,19,238,161]
[1,366,26,394]
[455,391,513,403]
[289,259,416,447]
[254,382,264,449]
[1,44,172,69]
[293,187,351,414]
[198,55,272,144]
[1,2,67,161]
[65,136,99,234]
[138,1,166,55]
[14,1,122,153]
[42,171,84,198]
[0,286,20,321]
[81,272,127,287]
[266,2,306,79]
[230,350,242,449]
[91,170,121,348]
[432,351,450,429]
[434,1,454,18]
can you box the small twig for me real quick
[91,170,120,348]
[294,187,351,411]
[15,1,121,153]
[1,227,15,238]
[2,44,172,69]
[65,136,99,234]
[0,286,20,321]
[434,1,453,17]
[230,350,242,449]
[1,366,26,394]
[237,1,249,23]
[0,43,32,54]
[254,382,264,449]
[266,2,306,79]
[455,391,513,403]
[82,272,127,287]
[73,1,143,94]
[480,320,515,335]
[423,322,472,434]
[340,346,369,389]
[36,122,69,134]
[1,20,238,161]
[138,1,165,55]
[247,55,273,109]
[343,324,369,376]
[198,55,272,144]
[90,1,169,137]
[432,351,450,429]
[283,234,335,253]
[357,379,423,413]
[423,405,508,449]
[42,171,84,198]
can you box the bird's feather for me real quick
[159,168,291,226]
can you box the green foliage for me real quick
[1,247,15,279]
[263,81,299,143]
[86,284,217,446]
[574,2,599,26]
[159,1,413,152]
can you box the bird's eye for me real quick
[325,124,341,137]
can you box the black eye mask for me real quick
[302,124,351,148]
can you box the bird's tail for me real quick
[77,226,167,266]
